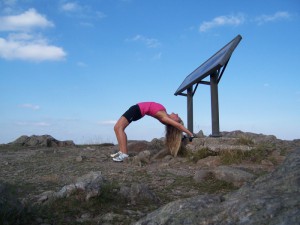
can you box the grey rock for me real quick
[195,130,205,138]
[38,171,104,203]
[127,140,149,154]
[97,212,128,224]
[196,155,221,168]
[186,137,253,153]
[193,169,211,183]
[137,150,151,163]
[149,138,165,151]
[9,135,75,147]
[131,150,152,166]
[55,184,76,198]
[152,148,170,160]
[134,148,300,225]
[134,194,223,225]
[119,183,160,205]
[74,171,104,200]
[213,166,255,187]
[76,155,83,162]
[221,130,277,144]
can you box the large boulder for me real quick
[134,148,300,225]
[221,130,277,143]
[212,165,256,187]
[186,136,253,153]
[9,135,75,147]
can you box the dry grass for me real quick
[185,141,275,165]
[185,147,219,163]
[235,136,254,146]
[219,143,275,165]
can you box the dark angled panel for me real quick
[175,35,242,95]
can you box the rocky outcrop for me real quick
[9,135,75,147]
[221,130,277,143]
[36,171,105,203]
[2,130,300,224]
[127,138,165,156]
[186,136,253,153]
[134,148,300,225]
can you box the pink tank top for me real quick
[138,102,166,117]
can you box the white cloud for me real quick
[96,11,106,19]
[0,9,66,61]
[77,61,87,67]
[19,103,40,110]
[1,0,17,14]
[0,36,66,61]
[199,14,245,32]
[16,121,51,126]
[60,2,106,20]
[34,122,51,126]
[255,11,291,25]
[0,8,54,31]
[127,34,161,48]
[61,2,81,12]
[153,52,162,60]
[98,120,117,125]
[79,22,94,27]
[2,0,16,5]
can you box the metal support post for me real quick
[187,87,193,133]
[210,73,221,137]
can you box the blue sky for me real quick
[0,0,299,144]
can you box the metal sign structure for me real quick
[174,35,242,137]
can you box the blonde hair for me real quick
[165,118,183,157]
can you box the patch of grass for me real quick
[187,147,219,163]
[219,149,246,165]
[177,145,188,157]
[96,182,122,205]
[0,145,22,153]
[279,148,287,156]
[268,156,278,166]
[219,143,275,165]
[78,143,115,149]
[36,181,127,225]
[182,140,276,166]
[161,172,236,200]
[197,173,237,194]
[36,180,160,225]
[244,143,274,163]
[0,182,36,225]
[236,136,254,146]
[38,191,87,224]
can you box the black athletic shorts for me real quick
[122,104,143,123]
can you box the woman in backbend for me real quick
[112,102,194,162]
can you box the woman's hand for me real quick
[182,135,195,142]
[189,136,195,142]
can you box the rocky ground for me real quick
[0,131,299,225]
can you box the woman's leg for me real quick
[114,116,130,154]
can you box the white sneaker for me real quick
[110,151,121,158]
[113,153,129,162]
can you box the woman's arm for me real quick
[156,112,194,137]
[163,117,194,136]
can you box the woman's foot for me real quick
[110,151,121,158]
[113,153,129,162]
